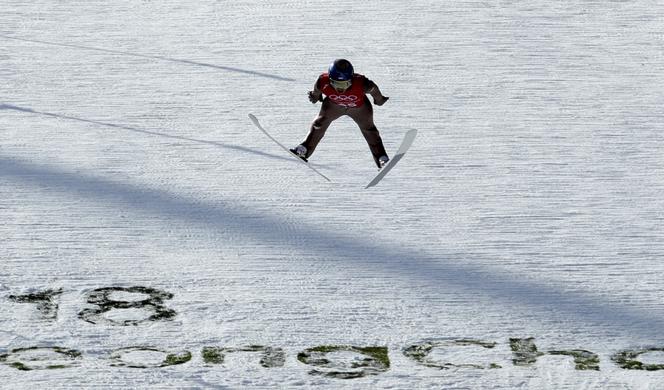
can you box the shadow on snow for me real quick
[1,155,664,342]
[0,103,295,164]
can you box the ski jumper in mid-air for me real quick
[290,59,391,168]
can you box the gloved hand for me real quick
[308,91,322,103]
[373,95,389,106]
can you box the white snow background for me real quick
[1,1,664,388]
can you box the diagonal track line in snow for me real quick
[0,35,297,82]
[2,156,664,341]
[1,103,295,163]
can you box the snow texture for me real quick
[1,1,664,388]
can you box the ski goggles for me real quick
[329,78,352,90]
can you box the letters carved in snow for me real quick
[4,287,664,376]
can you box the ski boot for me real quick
[290,145,308,162]
[378,155,389,168]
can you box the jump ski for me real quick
[249,114,415,188]
[365,129,417,188]
[248,114,331,182]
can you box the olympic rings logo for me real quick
[329,95,360,107]
[329,95,359,101]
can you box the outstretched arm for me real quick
[364,78,389,106]
[308,76,324,103]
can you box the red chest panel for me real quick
[320,74,366,108]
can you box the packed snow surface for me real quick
[2,1,664,388]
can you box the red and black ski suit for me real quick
[300,73,389,167]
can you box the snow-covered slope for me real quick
[2,1,664,388]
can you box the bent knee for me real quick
[313,116,334,129]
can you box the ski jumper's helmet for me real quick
[328,59,354,81]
